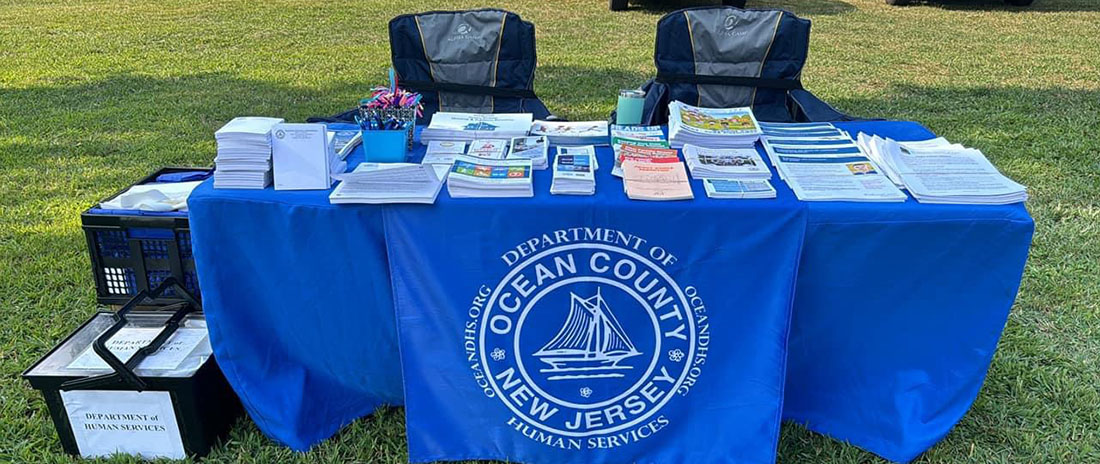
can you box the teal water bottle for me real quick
[615,89,645,125]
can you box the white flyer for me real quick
[777,155,907,202]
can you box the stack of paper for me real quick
[856,134,1027,204]
[703,179,776,199]
[556,146,600,171]
[622,156,693,201]
[213,117,284,189]
[855,133,963,188]
[761,121,849,139]
[447,155,534,198]
[682,144,772,180]
[531,120,609,146]
[422,141,468,166]
[330,130,362,160]
[776,155,907,202]
[760,122,859,171]
[611,125,670,174]
[272,123,346,190]
[329,163,445,204]
[508,136,549,169]
[668,101,762,148]
[420,112,532,143]
[610,125,666,146]
[550,152,596,195]
[467,139,509,159]
[612,144,677,177]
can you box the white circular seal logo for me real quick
[456,23,472,35]
[466,229,707,450]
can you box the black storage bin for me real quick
[23,279,242,459]
[82,167,211,306]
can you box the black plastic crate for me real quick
[82,167,211,306]
[23,280,243,459]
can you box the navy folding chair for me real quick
[635,7,856,125]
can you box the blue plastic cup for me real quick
[362,129,408,163]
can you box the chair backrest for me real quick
[640,7,814,124]
[389,9,551,123]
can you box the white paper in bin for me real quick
[26,312,212,379]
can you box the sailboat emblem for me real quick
[533,288,642,381]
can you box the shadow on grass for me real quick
[888,0,1100,12]
[0,73,371,169]
[629,0,857,15]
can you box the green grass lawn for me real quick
[2,0,1098,462]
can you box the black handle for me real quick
[118,216,170,229]
[60,278,201,391]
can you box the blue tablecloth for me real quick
[187,121,1033,463]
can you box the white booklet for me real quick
[776,155,907,202]
[551,152,596,195]
[531,120,610,146]
[886,146,1027,204]
[271,123,338,190]
[682,144,772,180]
[467,139,509,159]
[668,101,762,148]
[447,155,534,198]
[557,145,599,171]
[423,141,468,165]
[329,163,444,204]
[508,136,549,169]
[421,112,533,142]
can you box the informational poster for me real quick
[61,390,185,459]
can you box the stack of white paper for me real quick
[760,122,859,172]
[446,155,534,198]
[556,146,600,171]
[855,133,1027,204]
[550,152,596,195]
[467,139,509,159]
[530,120,610,146]
[682,144,772,180]
[703,179,777,199]
[761,121,848,139]
[213,117,284,189]
[329,163,445,204]
[420,112,532,143]
[272,123,346,190]
[776,155,908,202]
[422,141,468,166]
[508,136,549,169]
[330,130,362,160]
[855,133,962,187]
[668,101,762,148]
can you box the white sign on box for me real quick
[272,123,336,190]
[61,390,186,459]
[66,327,208,371]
